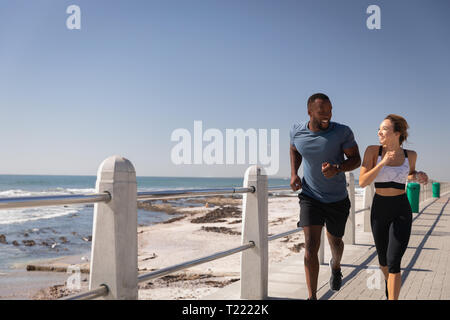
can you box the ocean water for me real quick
[0,175,293,271]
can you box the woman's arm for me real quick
[407,150,417,181]
[407,150,429,184]
[359,146,380,188]
[359,146,395,188]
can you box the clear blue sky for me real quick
[1,0,449,180]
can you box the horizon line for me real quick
[0,173,291,179]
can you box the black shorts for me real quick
[297,193,351,238]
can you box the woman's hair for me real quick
[385,114,409,145]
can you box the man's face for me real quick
[308,99,332,130]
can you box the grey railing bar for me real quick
[0,185,293,210]
[268,185,292,191]
[60,284,109,300]
[0,193,111,210]
[355,206,370,214]
[136,185,293,201]
[137,186,255,201]
[268,227,303,242]
[137,241,255,283]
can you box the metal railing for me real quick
[1,155,448,300]
[137,187,255,201]
[0,186,295,211]
[136,242,256,283]
[355,207,370,214]
[63,183,298,300]
[63,285,109,300]
[0,193,111,210]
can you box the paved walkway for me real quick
[205,193,450,300]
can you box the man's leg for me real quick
[326,231,344,270]
[324,197,350,284]
[303,225,323,300]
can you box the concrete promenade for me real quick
[205,193,450,300]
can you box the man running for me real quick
[290,93,361,300]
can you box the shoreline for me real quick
[0,194,363,300]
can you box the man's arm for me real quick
[322,145,361,178]
[290,144,302,176]
[340,144,362,172]
[290,144,302,191]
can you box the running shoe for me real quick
[329,258,343,291]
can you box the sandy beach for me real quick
[0,193,364,300]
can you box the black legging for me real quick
[371,193,412,273]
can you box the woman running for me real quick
[359,114,428,300]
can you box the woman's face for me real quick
[378,119,400,145]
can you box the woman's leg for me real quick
[371,209,390,281]
[380,265,389,299]
[386,209,412,300]
[380,265,389,280]
[371,195,391,298]
[387,273,402,300]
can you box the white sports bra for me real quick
[374,146,410,190]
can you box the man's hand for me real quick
[322,162,338,178]
[290,174,302,191]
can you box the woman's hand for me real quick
[380,150,396,166]
[416,171,428,184]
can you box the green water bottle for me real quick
[432,182,440,198]
[407,183,420,213]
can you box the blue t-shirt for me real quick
[290,121,357,203]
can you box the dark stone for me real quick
[22,240,36,247]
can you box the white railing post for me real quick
[240,165,268,299]
[427,181,432,200]
[419,183,424,203]
[424,182,427,201]
[89,155,138,299]
[343,172,355,245]
[363,183,375,232]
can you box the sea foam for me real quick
[0,188,93,225]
